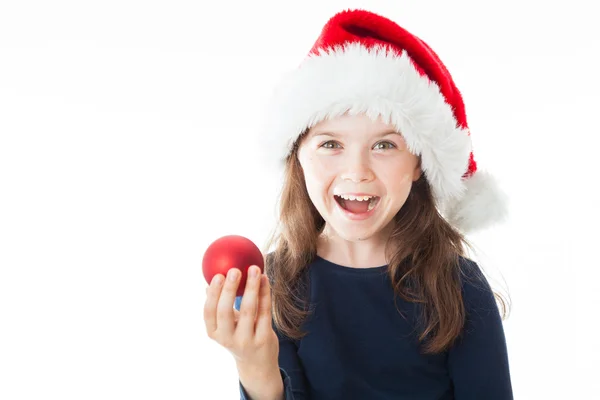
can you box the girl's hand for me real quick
[203,265,280,373]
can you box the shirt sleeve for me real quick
[447,258,514,400]
[235,295,309,400]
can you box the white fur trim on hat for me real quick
[259,43,472,205]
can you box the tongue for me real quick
[343,199,370,214]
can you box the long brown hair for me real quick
[262,133,509,354]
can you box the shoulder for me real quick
[457,255,486,286]
[456,255,499,314]
[457,256,490,291]
[265,251,311,282]
[264,251,311,302]
[263,252,312,340]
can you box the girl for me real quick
[204,8,513,400]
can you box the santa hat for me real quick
[259,9,508,233]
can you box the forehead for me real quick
[306,114,401,139]
[307,128,400,139]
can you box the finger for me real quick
[236,266,262,335]
[215,268,241,336]
[255,274,274,337]
[203,274,225,336]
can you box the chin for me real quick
[326,220,382,242]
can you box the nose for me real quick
[340,153,374,183]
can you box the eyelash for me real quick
[320,140,397,150]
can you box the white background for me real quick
[1,0,598,399]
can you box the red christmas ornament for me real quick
[202,235,264,297]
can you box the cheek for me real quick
[382,169,414,198]
[301,163,334,202]
[306,154,332,171]
[303,157,335,184]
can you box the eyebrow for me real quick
[309,129,400,139]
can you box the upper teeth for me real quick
[337,194,375,201]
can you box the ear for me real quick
[295,145,304,170]
[412,157,422,182]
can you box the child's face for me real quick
[297,113,421,242]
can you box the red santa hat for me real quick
[259,9,508,233]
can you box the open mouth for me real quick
[334,194,380,214]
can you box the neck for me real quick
[317,223,393,269]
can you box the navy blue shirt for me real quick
[235,255,513,399]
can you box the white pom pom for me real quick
[441,169,509,234]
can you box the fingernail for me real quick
[228,269,239,281]
[249,266,258,278]
[212,275,223,285]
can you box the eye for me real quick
[318,140,397,150]
[320,140,341,149]
[374,141,397,150]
